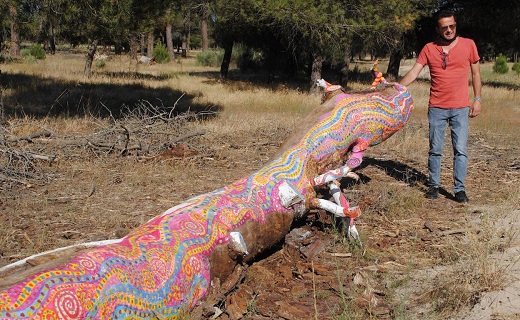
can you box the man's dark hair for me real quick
[435,9,457,22]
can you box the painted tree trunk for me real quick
[0,83,414,319]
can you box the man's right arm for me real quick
[399,63,424,87]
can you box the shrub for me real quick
[235,45,263,72]
[195,50,224,67]
[29,44,46,60]
[152,42,170,64]
[512,62,520,75]
[26,56,37,64]
[20,48,31,57]
[493,55,509,74]
[95,60,106,68]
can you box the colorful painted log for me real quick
[0,82,414,319]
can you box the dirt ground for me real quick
[211,135,520,320]
[1,98,519,319]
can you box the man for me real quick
[400,9,482,203]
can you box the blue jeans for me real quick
[428,107,470,193]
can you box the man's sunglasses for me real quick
[440,24,457,32]
[441,52,448,69]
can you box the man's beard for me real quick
[440,34,457,44]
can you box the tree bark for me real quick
[187,25,191,53]
[386,49,404,81]
[310,53,323,93]
[0,27,4,53]
[9,3,20,57]
[84,40,98,79]
[1,87,5,146]
[181,0,190,58]
[147,30,154,58]
[165,8,175,61]
[129,33,139,61]
[48,23,56,54]
[339,48,350,87]
[114,43,123,55]
[220,39,233,79]
[201,0,209,51]
[0,83,415,317]
[140,33,146,56]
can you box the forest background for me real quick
[1,0,519,91]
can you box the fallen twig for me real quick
[438,229,469,236]
[8,131,52,143]
[171,129,206,144]
[330,252,352,258]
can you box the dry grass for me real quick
[419,215,512,316]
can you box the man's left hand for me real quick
[470,100,482,118]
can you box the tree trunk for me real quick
[339,48,350,87]
[147,31,154,58]
[0,82,415,318]
[201,0,209,51]
[220,39,233,79]
[187,26,191,53]
[165,8,175,61]
[181,35,187,58]
[181,0,190,58]
[128,32,139,61]
[140,33,146,56]
[48,23,56,54]
[166,24,175,60]
[84,40,98,78]
[1,87,5,146]
[310,53,323,93]
[9,3,20,57]
[114,43,122,55]
[386,49,404,81]
[0,28,4,53]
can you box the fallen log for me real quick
[0,81,414,318]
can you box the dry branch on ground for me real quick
[0,100,214,190]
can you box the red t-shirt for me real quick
[416,37,480,109]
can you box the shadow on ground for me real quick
[358,157,464,201]
[0,72,222,118]
[337,156,429,189]
[190,67,380,92]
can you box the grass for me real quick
[1,51,519,319]
[4,54,193,116]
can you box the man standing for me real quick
[400,10,482,203]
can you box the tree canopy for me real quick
[1,0,518,87]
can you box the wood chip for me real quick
[330,252,352,257]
